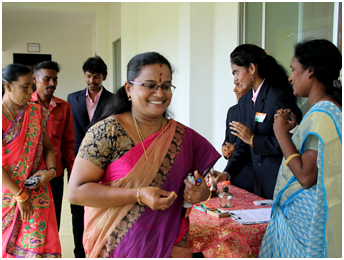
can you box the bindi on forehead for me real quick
[159,64,163,82]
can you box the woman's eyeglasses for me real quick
[129,81,176,93]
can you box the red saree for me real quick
[2,103,61,258]
[81,119,221,258]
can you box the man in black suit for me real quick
[221,82,254,193]
[67,56,115,258]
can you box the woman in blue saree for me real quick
[259,39,342,257]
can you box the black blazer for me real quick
[233,80,302,199]
[223,104,254,193]
[67,87,115,155]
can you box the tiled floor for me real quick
[59,175,75,258]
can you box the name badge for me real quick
[255,112,266,123]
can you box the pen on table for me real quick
[229,212,241,220]
[260,203,271,206]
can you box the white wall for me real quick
[212,2,240,170]
[189,2,213,141]
[119,2,181,120]
[114,2,240,171]
[2,2,240,172]
[108,2,122,92]
[2,20,92,101]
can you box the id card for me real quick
[255,112,266,123]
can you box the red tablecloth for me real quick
[189,185,270,258]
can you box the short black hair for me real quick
[34,61,60,75]
[82,56,107,76]
[295,39,342,105]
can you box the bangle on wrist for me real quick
[137,187,144,206]
[16,189,29,203]
[15,188,23,197]
[250,134,255,147]
[285,153,300,167]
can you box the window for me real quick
[242,2,341,113]
[242,2,341,73]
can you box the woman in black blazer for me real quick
[215,44,302,199]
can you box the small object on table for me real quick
[253,200,273,206]
[206,208,230,218]
[228,208,272,224]
[218,181,232,208]
[194,204,207,213]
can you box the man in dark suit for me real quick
[221,82,254,193]
[222,104,254,193]
[67,56,115,258]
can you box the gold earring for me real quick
[128,95,131,101]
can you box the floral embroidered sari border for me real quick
[2,104,27,146]
[2,206,16,233]
[98,123,186,257]
[31,105,50,175]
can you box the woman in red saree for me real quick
[2,64,61,258]
[68,52,221,258]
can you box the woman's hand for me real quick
[139,187,177,211]
[184,170,211,204]
[230,121,252,144]
[273,108,297,138]
[205,170,228,185]
[28,169,56,189]
[17,199,34,222]
[222,142,235,158]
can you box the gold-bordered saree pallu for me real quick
[83,119,221,258]
[2,103,61,258]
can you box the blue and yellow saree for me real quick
[259,101,342,258]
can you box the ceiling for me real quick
[2,4,96,25]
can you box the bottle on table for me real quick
[218,185,233,208]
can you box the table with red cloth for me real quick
[189,185,271,258]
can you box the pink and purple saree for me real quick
[2,103,61,258]
[81,118,220,258]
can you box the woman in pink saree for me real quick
[68,52,221,258]
[2,64,61,258]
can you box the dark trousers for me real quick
[68,170,86,258]
[49,173,64,231]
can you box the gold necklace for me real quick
[131,112,164,160]
[312,93,327,106]
[2,102,15,122]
